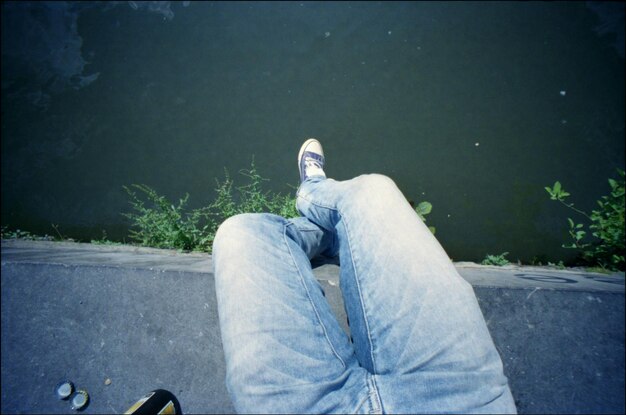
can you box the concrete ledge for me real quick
[476,287,624,413]
[1,240,624,413]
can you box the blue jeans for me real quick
[213,174,516,414]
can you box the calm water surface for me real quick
[2,1,624,263]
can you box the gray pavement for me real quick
[1,239,624,414]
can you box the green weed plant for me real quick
[545,169,625,271]
[481,252,510,266]
[414,201,436,234]
[122,160,298,253]
[0,226,54,241]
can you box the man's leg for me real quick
[297,174,517,414]
[212,213,381,413]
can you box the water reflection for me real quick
[1,2,624,263]
[1,1,188,110]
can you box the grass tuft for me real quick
[121,159,298,253]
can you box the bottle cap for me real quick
[55,381,74,400]
[70,389,89,411]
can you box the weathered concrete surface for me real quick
[1,262,229,414]
[1,240,624,414]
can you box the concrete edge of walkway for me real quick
[2,239,624,293]
[1,239,209,257]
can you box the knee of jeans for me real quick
[213,213,277,254]
[356,173,398,195]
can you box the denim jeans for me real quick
[213,174,516,414]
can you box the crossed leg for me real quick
[213,174,516,414]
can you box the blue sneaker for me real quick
[298,138,326,183]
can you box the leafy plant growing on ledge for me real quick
[481,252,510,266]
[0,226,54,241]
[414,201,436,234]
[122,183,216,252]
[545,169,625,271]
[122,159,298,253]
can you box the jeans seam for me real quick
[340,214,378,375]
[297,192,336,210]
[368,374,383,414]
[352,374,381,414]
[282,223,346,369]
[297,191,378,374]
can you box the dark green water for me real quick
[2,1,624,263]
